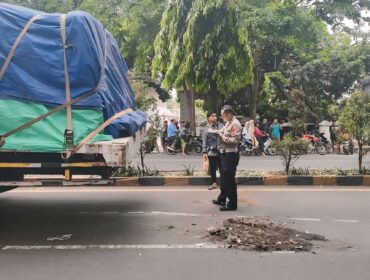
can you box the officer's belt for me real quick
[219,148,238,153]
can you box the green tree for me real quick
[80,0,166,74]
[152,0,253,117]
[338,89,370,173]
[298,0,370,29]
[273,136,309,174]
[285,33,367,120]
[240,0,327,119]
[3,0,79,12]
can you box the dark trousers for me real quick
[257,137,264,153]
[219,152,239,207]
[208,155,221,184]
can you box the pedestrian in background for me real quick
[260,118,269,133]
[270,119,281,141]
[203,112,223,190]
[330,120,338,154]
[210,105,242,211]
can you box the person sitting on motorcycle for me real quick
[255,122,266,154]
[179,121,191,155]
[167,119,180,151]
[242,121,252,145]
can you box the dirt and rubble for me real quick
[207,218,327,252]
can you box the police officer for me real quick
[210,105,242,211]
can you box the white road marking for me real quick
[333,219,358,223]
[10,187,370,193]
[290,218,321,222]
[127,211,145,214]
[270,251,296,255]
[2,243,221,250]
[46,234,72,241]
[151,211,213,217]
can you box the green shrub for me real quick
[272,136,309,175]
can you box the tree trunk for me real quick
[182,82,196,134]
[245,67,262,120]
[206,80,219,114]
[249,84,257,119]
[359,142,363,174]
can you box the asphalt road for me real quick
[134,153,370,172]
[1,186,370,280]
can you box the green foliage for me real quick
[338,89,370,173]
[3,0,79,12]
[339,89,370,144]
[272,136,309,174]
[152,0,253,111]
[183,164,195,176]
[80,0,165,74]
[195,99,207,123]
[4,0,370,124]
[246,1,369,121]
[290,167,370,176]
[290,167,311,176]
[113,164,159,177]
[133,81,158,113]
[298,0,370,29]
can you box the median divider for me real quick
[312,176,337,186]
[337,176,363,186]
[113,175,370,187]
[363,176,370,186]
[264,176,288,186]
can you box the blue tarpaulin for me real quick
[0,3,146,139]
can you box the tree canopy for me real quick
[3,0,370,121]
[152,0,253,113]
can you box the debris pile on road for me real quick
[208,218,326,252]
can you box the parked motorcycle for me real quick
[318,133,333,153]
[302,133,327,155]
[164,134,203,155]
[341,139,354,155]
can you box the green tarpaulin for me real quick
[0,99,112,152]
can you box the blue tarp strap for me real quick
[0,14,42,80]
[64,107,134,159]
[60,14,73,142]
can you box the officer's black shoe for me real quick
[219,205,237,211]
[212,199,225,206]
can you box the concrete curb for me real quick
[114,175,370,187]
[363,176,370,186]
[3,176,368,188]
[0,180,114,187]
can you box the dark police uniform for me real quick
[217,116,242,210]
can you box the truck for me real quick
[0,3,146,183]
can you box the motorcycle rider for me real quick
[167,119,180,151]
[255,122,265,154]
